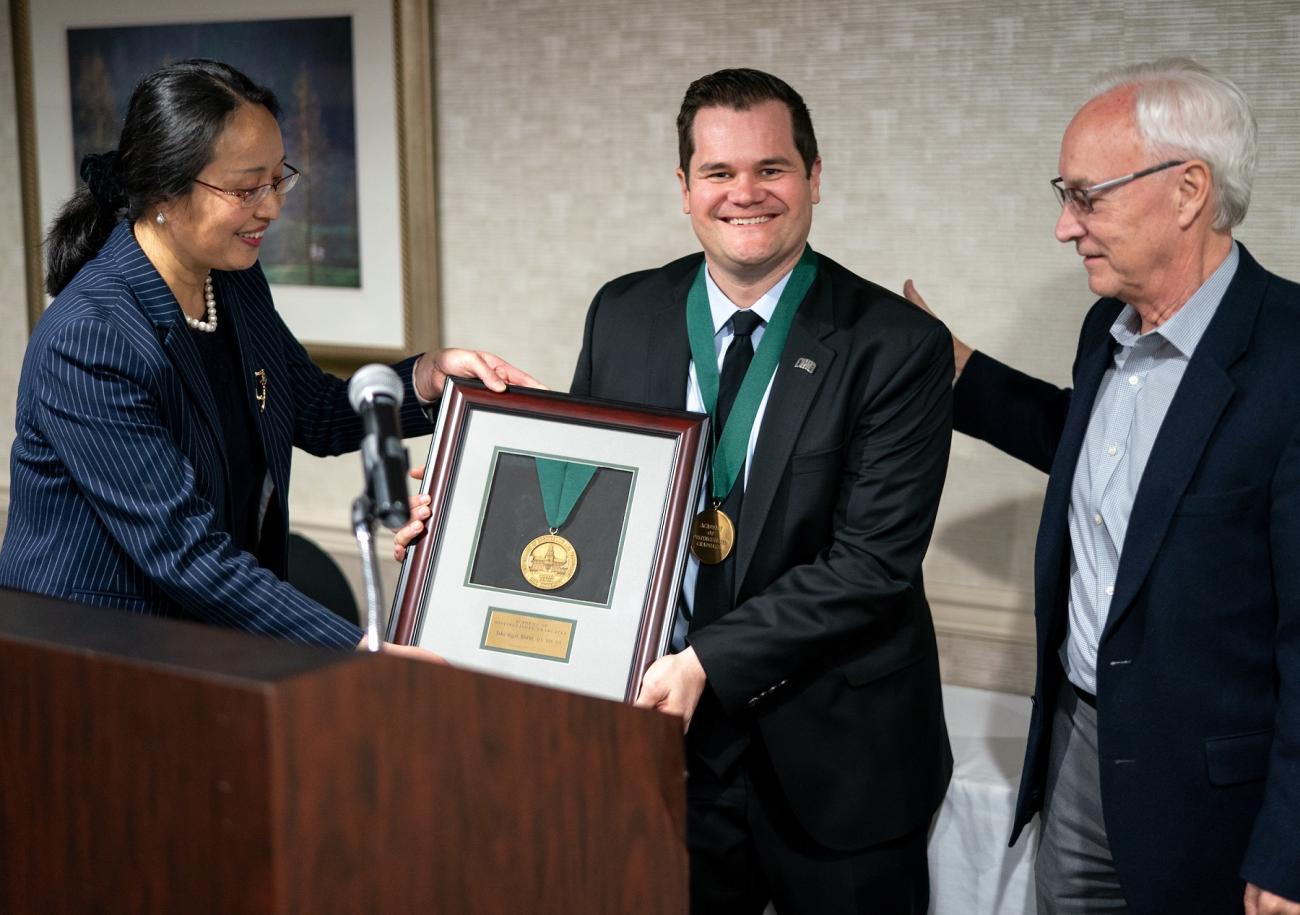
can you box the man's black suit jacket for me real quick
[571,250,954,851]
[954,244,1300,913]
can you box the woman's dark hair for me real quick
[45,59,280,295]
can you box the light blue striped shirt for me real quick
[1063,243,1239,694]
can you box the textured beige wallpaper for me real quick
[0,1,27,479]
[429,0,1300,688]
[2,1,1298,688]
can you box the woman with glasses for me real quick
[0,59,535,649]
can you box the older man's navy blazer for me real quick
[954,244,1300,913]
[0,223,432,647]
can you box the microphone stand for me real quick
[351,495,386,653]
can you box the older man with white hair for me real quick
[909,58,1300,914]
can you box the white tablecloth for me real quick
[760,684,1037,915]
[928,684,1038,915]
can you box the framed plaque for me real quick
[389,379,708,702]
[13,0,439,372]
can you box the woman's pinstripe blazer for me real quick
[0,223,433,647]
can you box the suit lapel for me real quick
[1102,246,1265,637]
[159,328,225,463]
[640,268,694,409]
[108,226,232,497]
[158,327,235,529]
[223,273,290,503]
[1034,308,1117,617]
[734,269,835,594]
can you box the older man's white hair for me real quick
[1089,58,1257,230]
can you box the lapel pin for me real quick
[794,357,817,375]
[255,369,268,413]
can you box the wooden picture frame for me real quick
[9,0,438,374]
[390,379,708,703]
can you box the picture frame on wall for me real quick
[10,0,438,371]
[390,379,709,703]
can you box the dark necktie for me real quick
[691,310,763,631]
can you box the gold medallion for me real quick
[689,506,735,564]
[520,533,578,590]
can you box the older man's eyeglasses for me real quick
[193,163,301,209]
[1051,160,1185,214]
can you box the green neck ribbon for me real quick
[686,246,818,503]
[534,457,599,530]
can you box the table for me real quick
[762,684,1038,915]
[928,684,1038,915]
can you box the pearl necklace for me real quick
[186,275,218,333]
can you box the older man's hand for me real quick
[1245,883,1300,915]
[902,279,973,380]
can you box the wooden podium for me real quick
[0,590,687,914]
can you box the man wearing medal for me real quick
[569,69,955,913]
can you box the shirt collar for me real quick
[704,266,789,334]
[1110,241,1240,357]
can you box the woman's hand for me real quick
[413,349,546,401]
[355,635,447,663]
[394,465,429,562]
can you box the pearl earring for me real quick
[155,212,166,225]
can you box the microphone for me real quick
[348,364,411,531]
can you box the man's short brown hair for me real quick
[676,68,819,181]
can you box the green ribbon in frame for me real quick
[534,457,599,530]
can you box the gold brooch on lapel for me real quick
[793,357,817,374]
[255,369,268,412]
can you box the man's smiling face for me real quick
[677,100,821,294]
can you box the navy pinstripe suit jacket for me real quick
[0,223,433,647]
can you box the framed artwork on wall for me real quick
[10,0,439,371]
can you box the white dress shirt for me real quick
[671,266,792,650]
